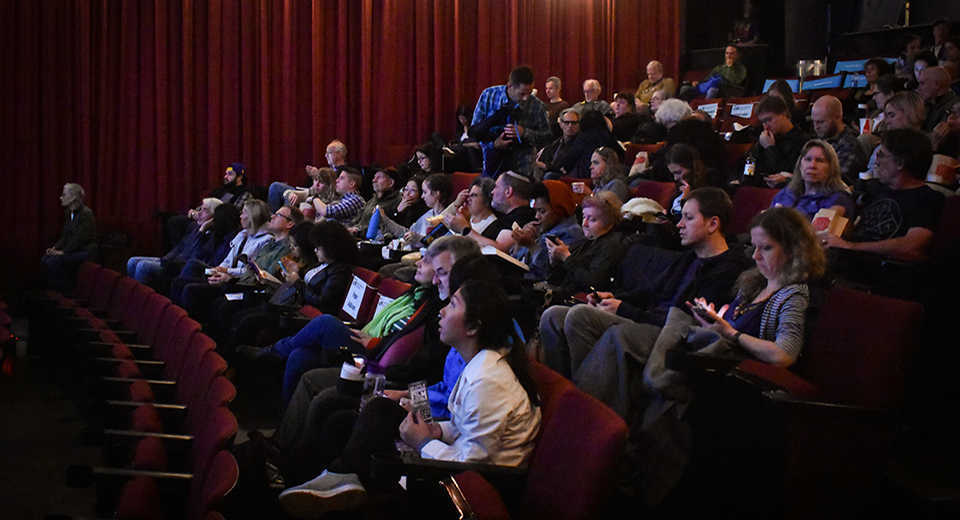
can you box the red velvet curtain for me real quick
[0,0,680,291]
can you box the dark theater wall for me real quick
[0,0,680,294]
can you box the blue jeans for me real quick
[268,182,296,212]
[127,256,163,285]
[274,314,364,405]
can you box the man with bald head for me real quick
[635,61,677,105]
[918,66,957,133]
[811,95,867,183]
[575,79,615,119]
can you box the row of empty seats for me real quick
[33,263,239,520]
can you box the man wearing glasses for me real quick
[538,108,593,179]
[269,140,349,211]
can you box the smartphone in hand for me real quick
[689,301,716,323]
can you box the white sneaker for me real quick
[279,470,367,518]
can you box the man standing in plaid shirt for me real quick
[470,66,551,178]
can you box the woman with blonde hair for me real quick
[771,140,854,220]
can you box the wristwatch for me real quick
[461,226,472,236]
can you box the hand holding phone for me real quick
[688,300,716,324]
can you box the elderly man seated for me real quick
[635,60,677,106]
[574,79,615,119]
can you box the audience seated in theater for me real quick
[537,108,592,179]
[541,191,626,303]
[470,65,551,178]
[128,197,223,287]
[654,98,692,134]
[632,89,671,144]
[941,36,960,75]
[635,60,677,107]
[771,140,855,220]
[824,128,944,263]
[730,0,760,45]
[414,142,443,175]
[170,198,274,317]
[766,78,809,134]
[574,208,826,468]
[284,166,340,211]
[347,167,402,238]
[511,180,585,281]
[239,235,479,408]
[744,94,808,188]
[440,176,499,241]
[811,95,867,184]
[180,204,299,327]
[271,141,347,211]
[664,144,708,218]
[444,171,536,253]
[896,33,923,85]
[543,76,571,139]
[379,173,452,247]
[153,203,241,296]
[212,163,253,211]
[386,175,428,229]
[932,98,960,159]
[933,19,953,62]
[912,50,939,88]
[867,74,905,126]
[267,237,482,484]
[205,206,304,345]
[227,221,358,358]
[643,115,727,185]
[42,183,98,293]
[687,45,747,100]
[446,104,483,172]
[578,146,630,203]
[575,79,615,120]
[919,66,958,133]
[276,278,540,517]
[168,162,251,247]
[853,58,895,108]
[540,187,750,380]
[860,91,926,182]
[611,91,643,142]
[305,168,365,225]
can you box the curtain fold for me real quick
[0,0,680,288]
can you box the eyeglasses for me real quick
[273,212,293,222]
[559,119,579,125]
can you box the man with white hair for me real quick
[918,66,957,133]
[268,140,348,211]
[128,197,223,286]
[635,61,677,106]
[575,79,615,119]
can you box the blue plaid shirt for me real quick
[325,192,365,225]
[472,85,551,176]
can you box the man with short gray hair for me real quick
[575,79,615,119]
[918,66,957,133]
[43,183,98,292]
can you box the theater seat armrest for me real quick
[93,466,193,482]
[96,357,165,378]
[761,390,901,419]
[729,359,821,400]
[370,453,526,487]
[665,349,745,374]
[86,342,153,359]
